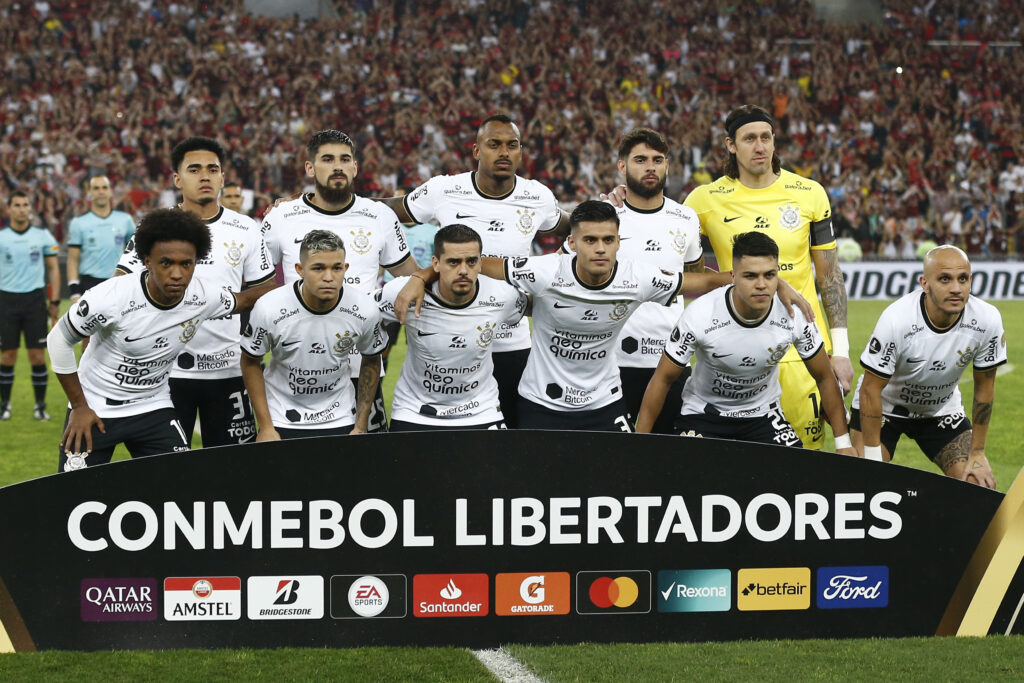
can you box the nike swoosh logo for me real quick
[660,584,674,601]
[281,340,302,347]
[125,335,146,343]
[455,212,475,219]
[417,330,438,336]
[294,238,305,243]
[553,303,573,309]
[238,433,256,444]
[619,237,632,240]
[712,352,732,358]
[907,358,926,363]
[723,216,741,223]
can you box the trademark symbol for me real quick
[906,490,918,497]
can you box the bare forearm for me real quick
[47,259,61,299]
[480,256,507,281]
[354,355,382,430]
[679,270,730,296]
[859,390,883,446]
[375,195,414,224]
[971,373,996,452]
[636,357,681,433]
[240,354,272,429]
[55,372,89,410]
[67,248,80,284]
[815,249,848,327]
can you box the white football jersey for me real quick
[377,276,528,425]
[117,207,274,380]
[404,172,561,353]
[241,282,387,430]
[852,291,1006,418]
[563,198,703,367]
[507,253,682,412]
[59,273,236,418]
[666,286,824,418]
[262,194,410,379]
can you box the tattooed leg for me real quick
[933,430,973,478]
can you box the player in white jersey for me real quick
[117,137,276,447]
[382,114,571,427]
[563,129,704,433]
[377,224,528,431]
[47,209,267,471]
[240,231,386,439]
[851,246,1005,487]
[637,232,854,453]
[261,130,418,432]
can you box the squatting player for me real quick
[850,246,1005,488]
[636,232,854,454]
[379,114,570,427]
[240,231,386,439]
[47,209,265,471]
[377,224,527,431]
[261,129,417,432]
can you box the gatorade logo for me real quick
[495,572,570,616]
[576,570,651,615]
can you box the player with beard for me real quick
[262,130,417,433]
[116,137,276,447]
[381,114,570,428]
[850,246,1004,488]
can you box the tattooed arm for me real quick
[811,247,853,394]
[852,369,890,460]
[964,367,997,488]
[683,255,706,274]
[351,353,383,435]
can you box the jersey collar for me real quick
[303,193,355,216]
[425,280,480,309]
[624,198,664,214]
[471,173,516,201]
[919,292,964,334]
[294,279,342,315]
[140,272,184,311]
[724,285,773,328]
[571,256,619,290]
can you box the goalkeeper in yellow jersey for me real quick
[682,104,852,449]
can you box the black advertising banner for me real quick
[0,431,1021,651]
[840,261,1024,300]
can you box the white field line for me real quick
[472,647,545,683]
[958,363,1014,384]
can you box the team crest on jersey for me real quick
[669,226,688,254]
[608,301,630,322]
[778,203,801,231]
[477,322,496,348]
[223,240,244,266]
[516,209,536,235]
[349,229,372,255]
[956,344,980,368]
[767,341,789,365]
[178,318,199,344]
[334,331,358,354]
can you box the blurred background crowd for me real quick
[2,0,1023,259]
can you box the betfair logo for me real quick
[736,568,810,611]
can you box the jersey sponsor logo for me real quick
[410,186,428,201]
[310,342,327,354]
[153,337,169,349]
[657,570,730,613]
[778,203,801,231]
[81,578,157,622]
[650,277,673,294]
[708,186,734,195]
[704,318,730,334]
[77,299,90,317]
[816,566,888,609]
[723,216,741,223]
[513,269,535,283]
[164,577,241,621]
[349,228,372,255]
[784,179,813,191]
[515,209,535,235]
[120,300,146,316]
[443,185,471,196]
[739,356,756,367]
[513,191,541,201]
[495,572,571,616]
[449,335,467,349]
[576,571,651,615]
[486,220,503,232]
[247,576,324,620]
[581,309,598,321]
[937,411,966,430]
[644,240,661,251]
[223,240,244,266]
[331,574,407,619]
[928,360,946,371]
[754,216,769,229]
[736,568,810,611]
[273,307,299,324]
[413,574,488,618]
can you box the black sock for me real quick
[0,365,13,405]
[31,364,47,405]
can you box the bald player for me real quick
[850,246,1005,488]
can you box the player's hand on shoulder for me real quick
[256,426,281,442]
[394,275,427,324]
[599,185,627,208]
[776,279,814,322]
[271,192,301,209]
[830,355,854,395]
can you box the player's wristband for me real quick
[834,433,852,450]
[68,280,82,297]
[830,327,849,357]
[863,445,883,461]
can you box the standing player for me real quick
[67,175,135,300]
[850,246,1004,488]
[381,114,570,427]
[46,209,265,471]
[261,129,418,433]
[636,232,854,454]
[682,104,852,450]
[117,137,276,447]
[241,231,386,439]
[220,182,245,214]
[0,191,60,421]
[377,224,527,431]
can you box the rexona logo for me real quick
[495,572,570,616]
[816,566,889,609]
[413,573,488,617]
[656,570,731,613]
[330,574,407,619]
[576,570,651,615]
[246,576,324,620]
[81,578,157,622]
[736,568,810,611]
[164,576,240,621]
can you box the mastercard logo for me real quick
[576,570,651,615]
[588,576,639,608]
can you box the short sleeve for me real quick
[121,215,136,241]
[974,313,1007,370]
[261,211,282,265]
[357,307,387,356]
[503,255,547,296]
[43,229,58,255]
[403,177,440,225]
[637,262,682,306]
[116,235,142,273]
[379,213,412,270]
[199,286,237,322]
[240,302,271,357]
[243,229,276,285]
[63,285,116,339]
[535,186,562,233]
[809,183,836,249]
[860,311,900,379]
[67,219,83,247]
[682,187,711,237]
[664,311,699,368]
[375,278,404,325]
[792,310,825,360]
[503,285,529,326]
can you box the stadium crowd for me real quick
[1,0,1024,258]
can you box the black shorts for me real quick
[58,407,189,472]
[276,424,354,439]
[169,376,257,447]
[80,274,107,294]
[389,418,507,432]
[492,348,530,429]
[620,365,689,434]
[0,289,48,350]
[518,397,633,433]
[850,407,972,462]
[351,377,389,433]
[677,403,801,447]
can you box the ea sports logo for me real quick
[348,576,389,617]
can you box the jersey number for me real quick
[169,419,188,445]
[229,390,248,421]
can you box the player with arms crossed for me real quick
[377,224,527,431]
[47,209,266,471]
[637,232,854,453]
[382,114,570,427]
[241,231,386,439]
[117,137,276,447]
[262,130,416,432]
[850,246,1005,488]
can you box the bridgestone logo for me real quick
[259,608,312,616]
